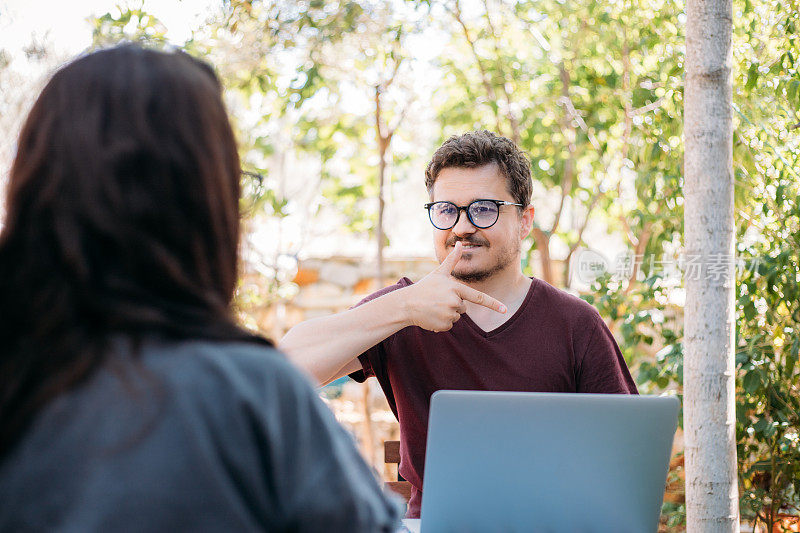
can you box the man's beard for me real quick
[448,236,520,283]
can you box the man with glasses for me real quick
[280,130,637,518]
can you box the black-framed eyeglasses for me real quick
[423,199,524,230]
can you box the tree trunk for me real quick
[361,382,375,468]
[683,0,739,530]
[361,84,390,470]
[531,227,555,286]
[376,157,386,288]
[375,85,389,288]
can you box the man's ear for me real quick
[519,204,534,238]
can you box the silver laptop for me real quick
[419,390,679,533]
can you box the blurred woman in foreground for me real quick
[0,44,400,532]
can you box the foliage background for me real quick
[1,0,798,530]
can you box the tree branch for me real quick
[382,54,404,92]
[531,226,554,285]
[382,56,407,139]
[551,63,578,235]
[623,221,653,295]
[629,96,665,116]
[559,93,601,151]
[613,33,633,200]
[481,0,521,144]
[567,190,604,258]
[619,213,639,249]
[449,0,505,137]
[388,105,407,140]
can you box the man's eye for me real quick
[473,203,494,214]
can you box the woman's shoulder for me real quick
[144,337,289,371]
[137,338,315,404]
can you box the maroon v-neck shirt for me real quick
[349,277,638,518]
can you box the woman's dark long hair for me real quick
[0,45,269,457]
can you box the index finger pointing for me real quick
[436,241,463,274]
[455,284,507,314]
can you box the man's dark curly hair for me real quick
[425,130,532,209]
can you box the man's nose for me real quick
[452,209,477,236]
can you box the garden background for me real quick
[1,0,798,530]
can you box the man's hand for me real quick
[401,242,507,332]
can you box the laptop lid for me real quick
[420,391,679,533]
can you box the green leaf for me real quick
[745,63,759,91]
[742,369,764,394]
[786,338,799,377]
[787,79,800,104]
[743,301,757,321]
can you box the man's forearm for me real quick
[278,289,410,386]
[280,248,506,385]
